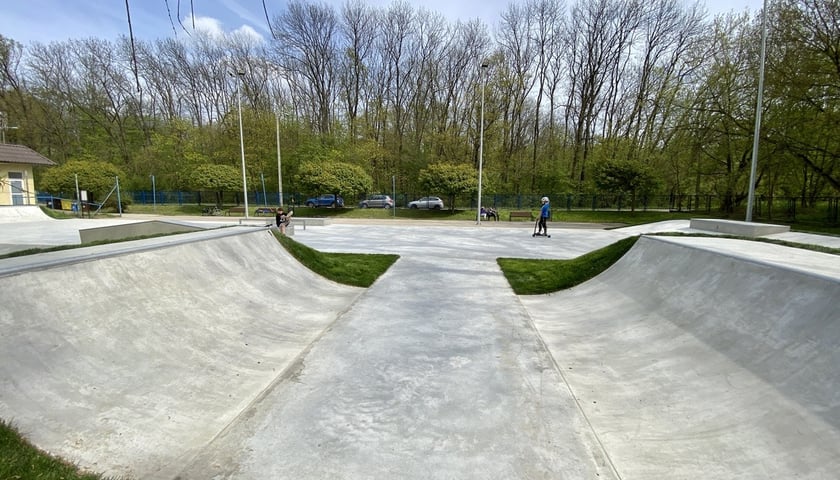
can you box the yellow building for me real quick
[0,144,56,206]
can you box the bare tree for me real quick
[407,8,448,155]
[338,0,378,142]
[438,20,491,164]
[378,1,416,173]
[529,0,566,191]
[620,0,705,160]
[496,1,539,192]
[272,1,338,136]
[565,0,642,186]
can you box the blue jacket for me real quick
[540,203,550,219]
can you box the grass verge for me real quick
[498,236,639,295]
[273,231,398,287]
[0,420,107,480]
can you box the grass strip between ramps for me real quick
[0,420,109,480]
[273,231,398,287]
[498,236,639,295]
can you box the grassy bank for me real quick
[498,236,640,295]
[0,421,107,480]
[273,231,398,287]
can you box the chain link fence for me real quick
[37,190,840,227]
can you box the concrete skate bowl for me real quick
[0,229,363,478]
[522,235,840,479]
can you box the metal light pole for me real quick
[746,0,768,223]
[74,174,81,217]
[276,113,283,206]
[150,174,156,212]
[476,63,489,224]
[235,70,249,219]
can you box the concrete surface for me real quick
[690,218,790,236]
[0,228,364,478]
[521,235,840,479]
[0,211,838,479]
[78,220,205,243]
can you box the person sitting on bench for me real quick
[481,206,498,221]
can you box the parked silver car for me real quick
[359,194,394,209]
[408,196,444,210]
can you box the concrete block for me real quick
[690,218,790,237]
[79,220,203,244]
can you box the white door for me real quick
[8,172,25,205]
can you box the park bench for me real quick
[509,211,533,221]
[226,206,246,216]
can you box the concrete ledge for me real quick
[79,220,204,243]
[290,217,330,229]
[690,218,790,237]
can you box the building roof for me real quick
[0,144,57,166]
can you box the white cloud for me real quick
[187,15,226,38]
[181,14,264,43]
[221,0,270,34]
[231,25,264,43]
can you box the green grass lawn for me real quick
[498,236,640,295]
[0,420,108,480]
[273,231,398,287]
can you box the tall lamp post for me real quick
[276,113,283,207]
[233,70,249,219]
[476,62,489,224]
[150,174,156,212]
[746,0,768,222]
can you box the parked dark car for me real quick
[305,194,345,208]
[359,195,394,209]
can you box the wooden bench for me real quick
[226,206,246,216]
[509,211,533,221]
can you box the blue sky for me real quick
[1,0,764,46]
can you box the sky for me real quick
[1,0,765,47]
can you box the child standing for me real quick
[537,196,550,236]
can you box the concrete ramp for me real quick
[522,236,840,479]
[0,205,51,222]
[0,230,363,478]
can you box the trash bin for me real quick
[51,199,63,209]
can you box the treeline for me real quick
[0,0,838,210]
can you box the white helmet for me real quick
[541,196,549,203]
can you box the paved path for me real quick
[178,254,614,479]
